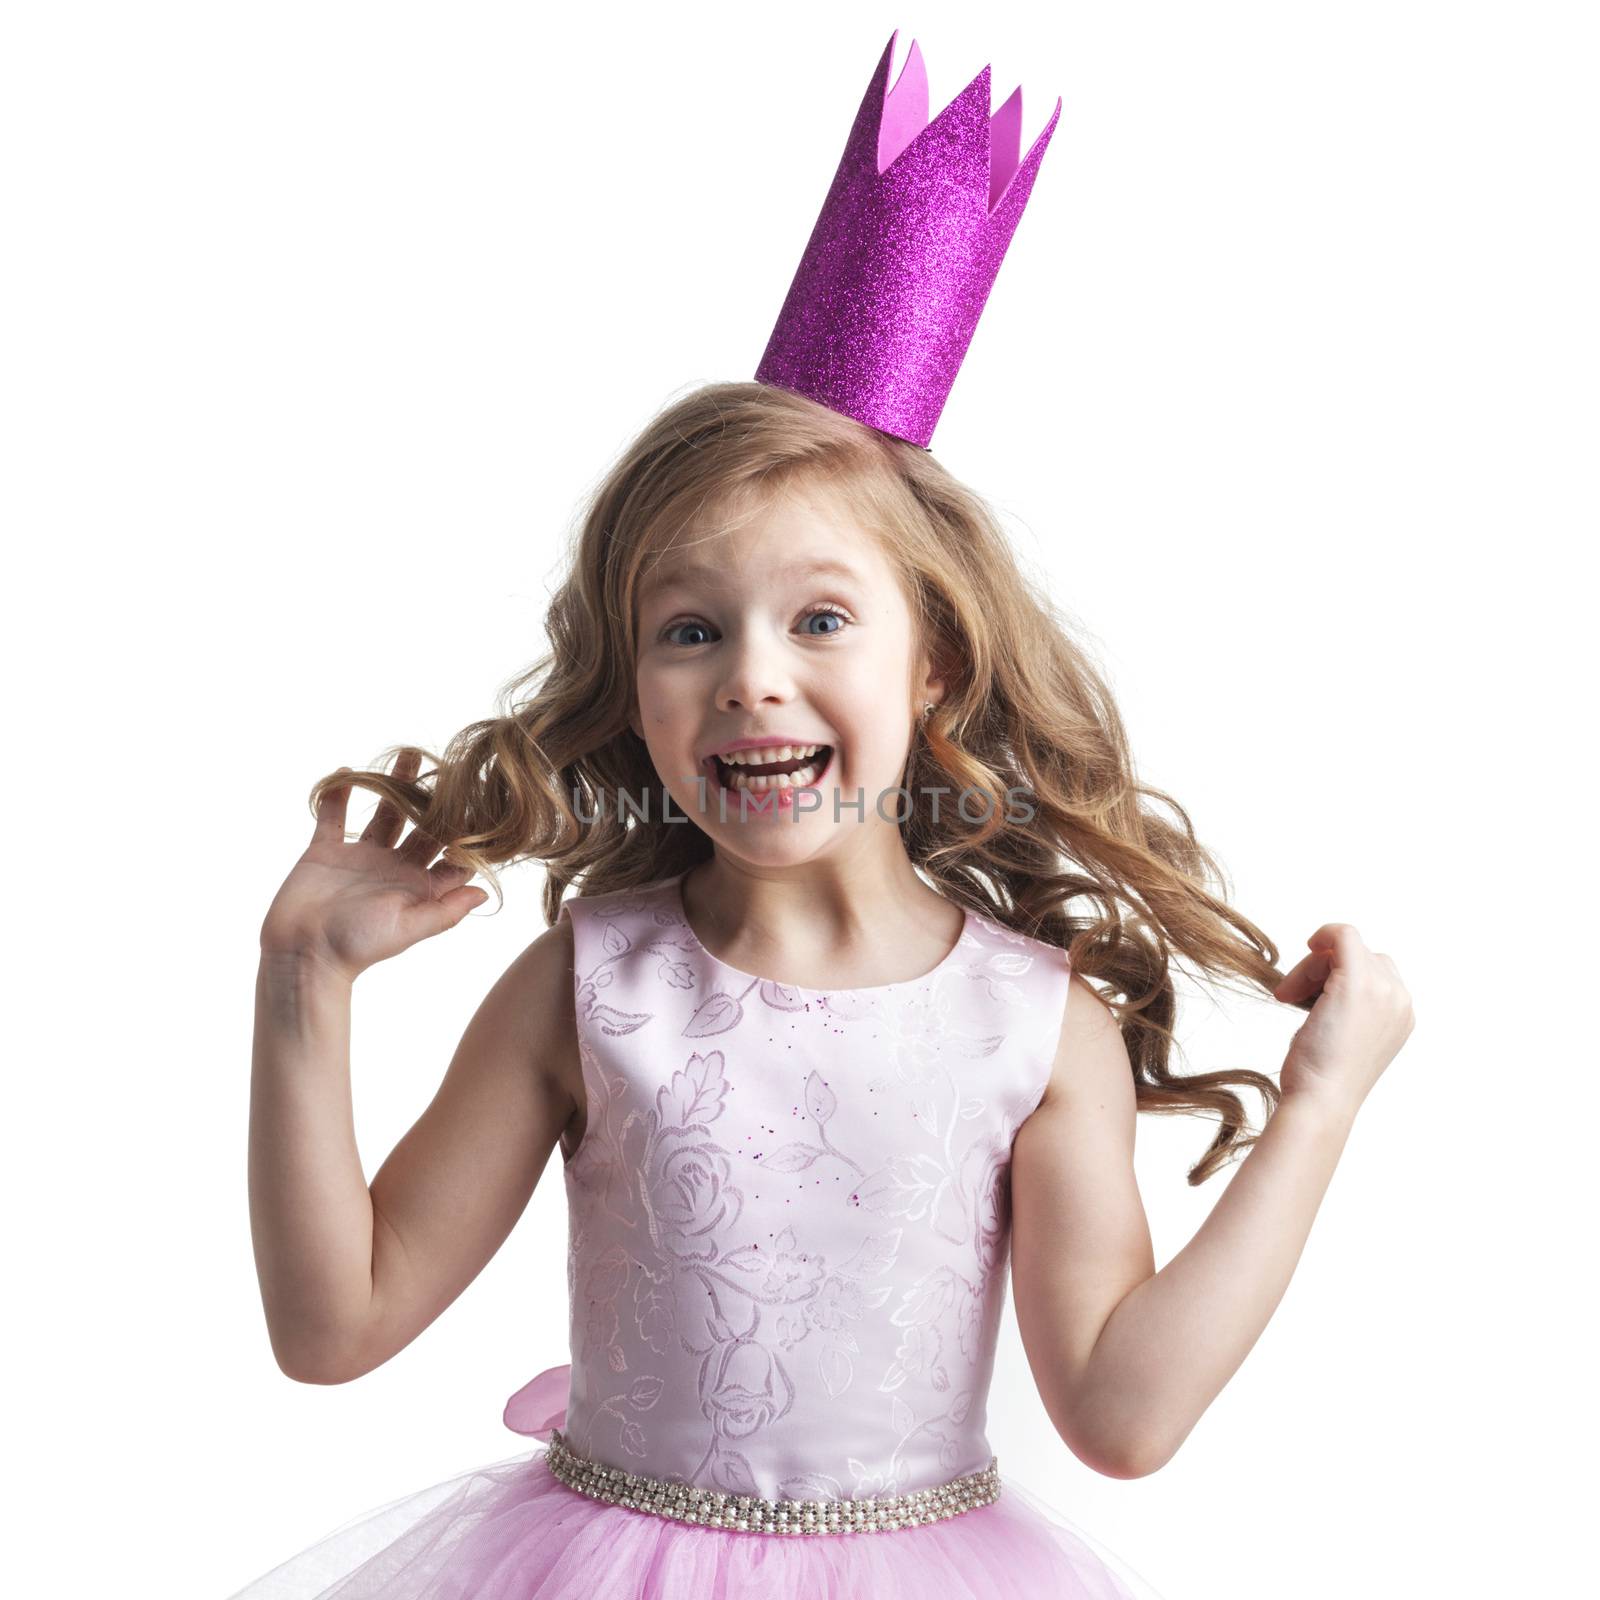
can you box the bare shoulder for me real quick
[502,911,582,1153]
[1033,971,1136,1120]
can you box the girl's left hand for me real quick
[1271,924,1415,1119]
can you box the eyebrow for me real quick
[640,556,865,601]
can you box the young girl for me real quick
[236,34,1414,1600]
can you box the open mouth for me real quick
[708,744,835,802]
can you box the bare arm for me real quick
[1011,976,1156,1478]
[1013,926,1407,1478]
[248,918,579,1384]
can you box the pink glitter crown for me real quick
[755,28,1062,450]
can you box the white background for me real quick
[5,3,1594,1597]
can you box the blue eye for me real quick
[801,605,851,635]
[660,605,853,647]
[664,620,714,647]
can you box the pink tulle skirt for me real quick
[224,1440,1166,1600]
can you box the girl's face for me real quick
[630,484,943,865]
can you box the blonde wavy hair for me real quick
[309,380,1291,1183]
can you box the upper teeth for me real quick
[718,743,826,766]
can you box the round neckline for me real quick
[670,870,972,997]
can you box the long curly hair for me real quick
[309,380,1289,1183]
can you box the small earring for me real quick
[920,701,935,721]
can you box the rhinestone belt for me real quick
[543,1427,1001,1536]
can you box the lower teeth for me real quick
[720,751,829,792]
[729,765,815,791]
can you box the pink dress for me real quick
[228,870,1166,1598]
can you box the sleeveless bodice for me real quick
[543,869,1070,1505]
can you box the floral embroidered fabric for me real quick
[543,869,1070,1505]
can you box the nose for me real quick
[714,624,797,713]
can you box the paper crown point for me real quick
[756,29,1062,449]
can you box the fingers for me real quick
[410,883,489,939]
[1282,927,1410,1002]
[361,749,422,850]
[397,824,444,869]
[1272,947,1333,1003]
[425,857,477,897]
[1309,926,1407,990]
[314,768,354,841]
[322,748,473,883]
[1301,924,1375,987]
[445,884,490,918]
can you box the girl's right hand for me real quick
[259,750,489,983]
